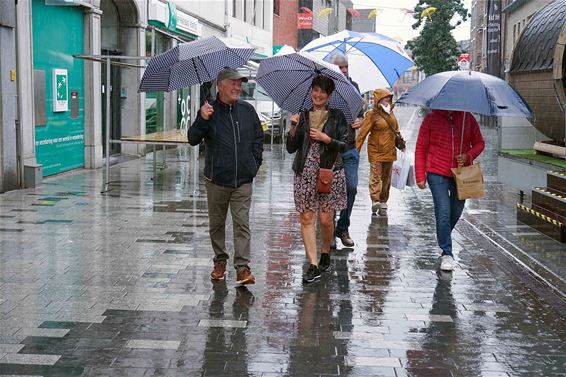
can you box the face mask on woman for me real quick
[380,103,391,114]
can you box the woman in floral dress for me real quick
[286,75,349,284]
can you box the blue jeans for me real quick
[336,148,359,235]
[427,173,465,256]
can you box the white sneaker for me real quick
[371,202,379,213]
[440,255,454,271]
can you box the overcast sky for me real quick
[351,0,473,43]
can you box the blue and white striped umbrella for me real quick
[139,36,254,92]
[256,51,363,124]
[301,30,414,93]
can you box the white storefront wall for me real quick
[229,18,272,57]
[170,0,226,37]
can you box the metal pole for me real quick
[153,145,157,179]
[102,57,111,193]
[191,84,200,196]
[334,0,339,33]
[151,28,155,57]
[271,100,274,145]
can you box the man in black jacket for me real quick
[188,67,264,285]
[329,52,364,248]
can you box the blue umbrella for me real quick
[139,36,254,92]
[256,51,363,124]
[396,70,533,118]
[301,30,414,93]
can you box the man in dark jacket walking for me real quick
[188,67,264,285]
[329,52,364,248]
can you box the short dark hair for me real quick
[311,75,335,95]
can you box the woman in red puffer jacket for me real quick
[414,109,485,271]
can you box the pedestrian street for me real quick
[0,107,565,377]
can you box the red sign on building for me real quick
[297,12,313,29]
[458,53,470,70]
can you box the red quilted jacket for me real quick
[414,110,485,183]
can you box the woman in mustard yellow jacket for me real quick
[356,88,402,214]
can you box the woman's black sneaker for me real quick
[303,264,321,283]
[319,253,331,272]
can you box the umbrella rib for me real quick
[343,37,365,55]
[296,80,313,113]
[257,55,320,84]
[191,58,203,86]
[199,56,213,81]
[275,55,333,108]
[281,75,314,110]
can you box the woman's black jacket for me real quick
[285,108,349,173]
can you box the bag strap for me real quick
[449,112,467,174]
[459,112,466,155]
[318,112,340,170]
[375,111,400,136]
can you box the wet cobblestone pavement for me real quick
[1,108,565,377]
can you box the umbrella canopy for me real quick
[256,51,364,124]
[301,30,414,93]
[396,70,533,117]
[139,36,254,92]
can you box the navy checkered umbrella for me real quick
[139,36,254,92]
[256,52,363,124]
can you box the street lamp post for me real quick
[333,0,339,33]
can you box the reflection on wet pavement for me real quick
[0,107,565,376]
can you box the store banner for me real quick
[458,53,470,70]
[486,0,501,77]
[298,12,313,29]
[167,1,177,31]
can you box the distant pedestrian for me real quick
[328,52,364,248]
[414,110,485,271]
[356,89,403,215]
[286,75,349,284]
[188,67,264,285]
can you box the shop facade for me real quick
[31,0,86,176]
[27,0,146,176]
[3,0,271,191]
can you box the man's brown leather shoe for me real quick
[236,268,256,285]
[337,231,354,247]
[210,260,227,281]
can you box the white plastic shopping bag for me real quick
[391,151,411,190]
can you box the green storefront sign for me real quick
[32,0,84,176]
[167,2,177,31]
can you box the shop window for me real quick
[145,32,168,134]
[177,88,192,130]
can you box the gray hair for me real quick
[329,51,348,65]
